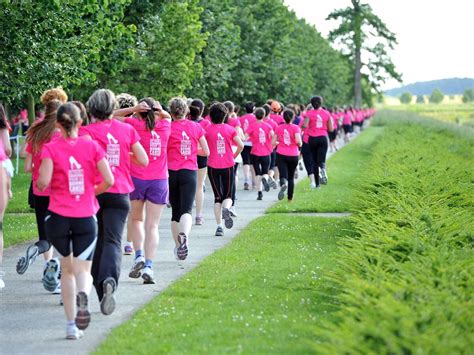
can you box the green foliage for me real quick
[96,215,349,353]
[399,92,413,104]
[429,88,444,104]
[316,111,474,353]
[416,94,425,104]
[462,88,474,103]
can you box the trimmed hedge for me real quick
[316,111,474,353]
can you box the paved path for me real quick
[0,135,350,354]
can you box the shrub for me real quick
[416,94,425,103]
[399,92,413,104]
[462,88,474,103]
[429,88,444,103]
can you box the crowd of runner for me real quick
[0,87,374,339]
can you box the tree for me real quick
[399,92,413,104]
[327,0,402,107]
[462,88,474,103]
[429,89,444,104]
[416,95,425,104]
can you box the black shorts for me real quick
[241,146,252,165]
[343,124,352,134]
[328,131,337,142]
[270,149,277,169]
[168,169,197,222]
[197,156,208,169]
[45,211,97,260]
[251,154,271,176]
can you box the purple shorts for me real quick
[130,177,169,205]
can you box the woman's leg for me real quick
[60,255,76,322]
[287,156,299,200]
[195,167,207,222]
[128,200,145,254]
[144,201,164,262]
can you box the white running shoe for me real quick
[129,255,145,278]
[52,282,61,295]
[66,326,84,340]
[0,271,5,289]
[142,267,156,284]
[310,182,317,190]
[43,258,61,292]
[229,206,238,217]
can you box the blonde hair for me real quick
[40,88,68,105]
[26,99,62,154]
[169,97,188,119]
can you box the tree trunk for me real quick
[27,93,35,126]
[354,46,362,107]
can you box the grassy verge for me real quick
[268,125,384,213]
[316,111,474,353]
[97,215,353,354]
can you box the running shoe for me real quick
[66,326,84,340]
[129,255,145,279]
[42,258,61,292]
[75,291,91,330]
[244,182,249,191]
[16,244,39,275]
[123,244,134,255]
[52,282,61,295]
[222,208,234,229]
[0,271,5,289]
[142,267,156,284]
[278,184,287,200]
[310,182,317,190]
[261,177,270,192]
[257,191,263,200]
[270,178,277,189]
[215,226,224,237]
[320,168,328,185]
[229,206,238,217]
[100,277,116,316]
[299,162,303,171]
[176,233,188,261]
[195,215,204,225]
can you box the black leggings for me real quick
[231,163,238,206]
[301,142,313,177]
[308,136,328,185]
[276,154,299,200]
[45,211,97,260]
[241,146,252,165]
[251,154,270,176]
[168,169,197,222]
[92,193,130,301]
[33,194,52,254]
[208,166,235,204]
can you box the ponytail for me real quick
[26,99,62,153]
[56,103,80,137]
[138,97,156,131]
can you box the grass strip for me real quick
[268,125,384,213]
[4,213,37,248]
[96,215,353,354]
[316,111,474,353]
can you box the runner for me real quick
[37,102,114,339]
[328,108,338,153]
[82,89,148,315]
[262,104,278,188]
[239,102,257,190]
[300,104,316,188]
[272,109,302,201]
[116,93,139,255]
[245,107,274,200]
[205,103,243,236]
[0,104,11,289]
[117,97,171,285]
[188,99,210,226]
[302,96,334,188]
[167,97,209,260]
[342,107,353,143]
[17,100,63,294]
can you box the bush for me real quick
[429,88,444,103]
[462,88,474,103]
[399,92,412,104]
[316,112,474,353]
[416,94,425,104]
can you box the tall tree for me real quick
[327,0,402,107]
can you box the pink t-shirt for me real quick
[0,141,6,162]
[205,124,237,169]
[247,121,273,156]
[227,117,241,129]
[41,136,105,218]
[303,109,330,137]
[239,114,256,134]
[275,124,301,157]
[167,119,205,171]
[26,130,61,196]
[263,117,278,130]
[124,117,170,180]
[331,113,338,129]
[197,118,211,131]
[270,113,284,126]
[80,119,140,194]
[343,112,352,125]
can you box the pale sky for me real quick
[284,0,474,90]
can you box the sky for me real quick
[284,0,474,90]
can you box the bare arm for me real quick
[95,158,114,195]
[113,102,150,118]
[233,136,244,159]
[37,158,53,191]
[295,133,302,147]
[0,129,12,157]
[131,141,149,167]
[24,153,33,173]
[302,117,309,129]
[271,132,278,148]
[328,118,334,132]
[198,135,210,157]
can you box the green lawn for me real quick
[268,125,384,213]
[96,215,352,354]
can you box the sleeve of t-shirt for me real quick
[230,126,237,140]
[92,141,106,163]
[129,125,140,145]
[295,125,302,134]
[40,144,53,160]
[124,117,135,127]
[197,123,205,139]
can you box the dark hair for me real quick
[255,107,265,120]
[283,109,295,124]
[138,97,157,131]
[71,101,89,126]
[244,102,255,114]
[0,104,8,130]
[311,96,323,109]
[262,104,271,117]
[209,103,229,124]
[86,89,116,121]
[57,103,80,137]
[223,101,235,114]
[189,99,205,121]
